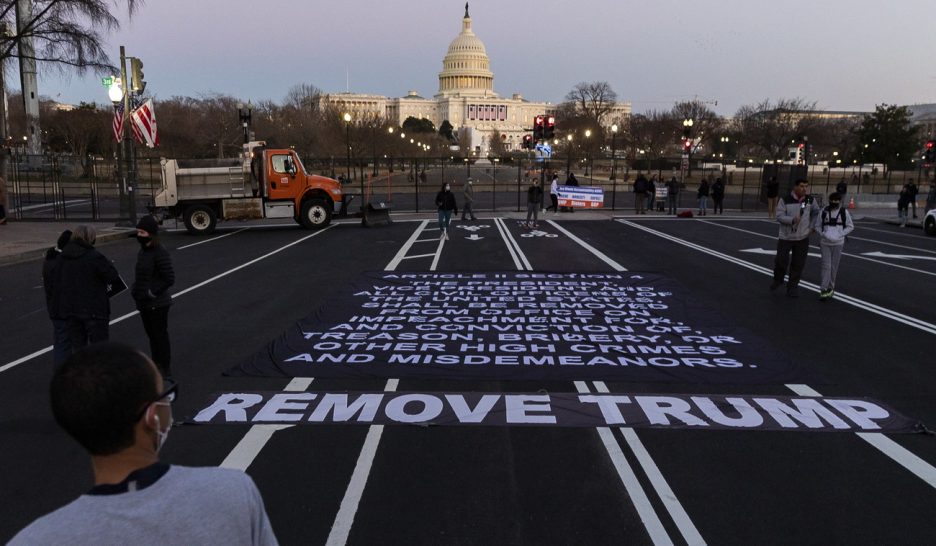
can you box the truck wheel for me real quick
[925,216,935,236]
[183,205,217,235]
[299,199,331,229]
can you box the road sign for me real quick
[101,76,114,87]
[534,142,552,161]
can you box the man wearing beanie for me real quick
[132,215,175,377]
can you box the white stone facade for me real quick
[321,6,630,155]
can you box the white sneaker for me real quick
[444,230,450,240]
[440,231,445,240]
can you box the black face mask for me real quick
[137,235,152,246]
[829,201,841,208]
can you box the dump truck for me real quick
[153,141,347,235]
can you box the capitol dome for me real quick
[438,4,495,97]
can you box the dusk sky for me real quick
[28,0,936,116]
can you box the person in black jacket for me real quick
[525,179,544,228]
[42,230,73,367]
[434,183,458,240]
[766,176,780,218]
[56,225,123,350]
[697,178,710,216]
[633,174,649,214]
[133,215,176,377]
[712,177,726,214]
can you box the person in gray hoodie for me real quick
[771,179,820,297]
[812,192,854,301]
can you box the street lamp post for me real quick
[387,127,395,172]
[584,129,592,177]
[682,118,694,179]
[343,112,357,207]
[237,101,252,144]
[107,81,127,222]
[566,134,573,176]
[610,124,619,181]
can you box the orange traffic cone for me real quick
[847,196,856,209]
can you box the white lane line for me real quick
[429,236,446,271]
[384,220,428,271]
[14,199,90,212]
[401,253,437,260]
[846,235,936,255]
[326,378,399,546]
[594,382,705,545]
[547,220,628,271]
[1,226,336,375]
[785,384,936,490]
[618,220,936,335]
[176,227,250,250]
[700,220,936,278]
[415,238,440,243]
[220,378,314,471]
[494,217,531,270]
[574,381,674,546]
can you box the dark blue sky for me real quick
[32,0,936,115]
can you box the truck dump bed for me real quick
[156,158,251,205]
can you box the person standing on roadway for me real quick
[813,192,854,301]
[133,215,175,379]
[43,229,73,368]
[461,178,477,221]
[766,176,780,218]
[55,225,123,350]
[8,343,278,545]
[697,178,710,216]
[771,179,820,298]
[525,178,544,228]
[666,176,680,215]
[435,182,458,240]
[547,174,559,213]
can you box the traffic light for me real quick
[544,116,555,139]
[683,139,692,152]
[522,135,533,150]
[533,116,544,140]
[925,140,935,163]
[130,58,145,93]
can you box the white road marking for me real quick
[176,227,250,250]
[620,219,936,335]
[785,384,936,490]
[401,253,437,260]
[706,220,936,277]
[547,220,628,271]
[593,382,705,545]
[325,379,399,546]
[494,218,533,271]
[1,226,335,374]
[384,220,429,270]
[429,236,446,270]
[220,378,314,471]
[575,381,674,546]
[847,235,936,255]
[740,247,821,259]
[861,251,936,261]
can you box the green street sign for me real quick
[102,76,114,87]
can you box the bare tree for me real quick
[563,81,618,126]
[628,110,678,172]
[734,98,819,160]
[0,0,142,172]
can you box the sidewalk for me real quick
[0,206,916,266]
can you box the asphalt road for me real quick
[1,214,934,545]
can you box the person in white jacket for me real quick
[813,192,854,301]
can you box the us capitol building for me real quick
[318,4,631,155]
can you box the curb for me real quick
[0,229,136,267]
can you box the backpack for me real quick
[821,206,847,230]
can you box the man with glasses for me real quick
[10,343,278,545]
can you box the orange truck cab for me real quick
[153,141,347,235]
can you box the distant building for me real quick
[319,5,630,155]
[907,104,936,138]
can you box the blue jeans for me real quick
[438,209,452,231]
[698,197,708,214]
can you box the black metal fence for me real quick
[5,151,931,221]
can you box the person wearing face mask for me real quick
[435,182,458,240]
[9,343,278,545]
[132,215,175,378]
[812,192,854,301]
[461,178,478,221]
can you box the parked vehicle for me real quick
[153,142,346,234]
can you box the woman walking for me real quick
[435,183,458,240]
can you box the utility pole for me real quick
[16,0,41,155]
[119,46,136,224]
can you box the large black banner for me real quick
[188,390,923,433]
[228,272,814,384]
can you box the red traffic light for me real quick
[546,116,555,127]
[797,143,805,149]
[683,139,692,149]
[534,115,544,126]
[926,140,935,149]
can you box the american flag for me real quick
[112,102,125,142]
[131,98,159,148]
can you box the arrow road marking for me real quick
[465,234,484,241]
[740,247,821,259]
[455,224,490,232]
[520,229,558,238]
[861,251,936,261]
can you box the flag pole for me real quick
[120,45,137,224]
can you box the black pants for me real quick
[140,306,171,376]
[774,238,809,288]
[66,316,109,351]
[547,194,558,211]
[713,198,724,214]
